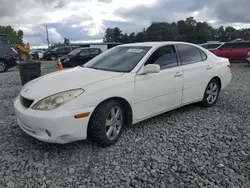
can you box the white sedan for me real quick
[14,42,232,146]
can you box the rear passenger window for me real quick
[176,44,203,65]
[220,43,235,49]
[236,42,250,48]
[90,49,99,55]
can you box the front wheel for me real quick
[87,100,124,146]
[201,78,220,107]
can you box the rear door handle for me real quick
[174,72,183,77]
[206,66,212,70]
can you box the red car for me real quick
[209,40,250,60]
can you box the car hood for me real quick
[20,67,124,100]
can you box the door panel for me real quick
[230,42,250,60]
[132,45,183,120]
[216,49,233,59]
[77,49,91,65]
[176,44,214,104]
[230,49,247,59]
[133,66,183,120]
[182,61,213,103]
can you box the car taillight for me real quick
[8,52,17,56]
[227,64,231,68]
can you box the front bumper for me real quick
[14,95,95,144]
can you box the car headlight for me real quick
[32,89,84,111]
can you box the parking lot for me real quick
[0,61,249,188]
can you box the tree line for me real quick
[103,17,250,44]
[0,26,23,44]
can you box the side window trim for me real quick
[199,49,207,61]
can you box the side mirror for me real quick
[139,64,160,75]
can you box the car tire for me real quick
[87,100,125,147]
[50,55,57,61]
[0,60,8,73]
[201,78,220,107]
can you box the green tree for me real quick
[103,28,114,42]
[103,17,250,44]
[0,25,23,44]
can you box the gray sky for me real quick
[1,0,249,47]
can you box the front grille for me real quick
[20,96,34,108]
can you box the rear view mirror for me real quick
[139,64,160,75]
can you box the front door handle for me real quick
[174,72,183,77]
[206,66,212,70]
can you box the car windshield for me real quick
[68,48,82,55]
[84,46,151,72]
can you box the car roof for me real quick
[225,40,250,44]
[119,41,200,47]
[73,47,99,50]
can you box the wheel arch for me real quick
[88,96,133,128]
[212,76,221,91]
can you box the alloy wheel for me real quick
[206,82,219,104]
[0,61,6,72]
[105,106,123,140]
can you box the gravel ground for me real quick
[0,61,249,188]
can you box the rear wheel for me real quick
[87,100,124,146]
[0,60,7,73]
[50,55,57,61]
[201,78,220,107]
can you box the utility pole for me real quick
[46,25,50,48]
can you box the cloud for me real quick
[115,0,213,24]
[211,0,250,23]
[116,0,250,26]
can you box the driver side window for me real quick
[79,49,90,56]
[144,45,178,69]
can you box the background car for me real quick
[209,40,250,61]
[43,46,79,61]
[30,49,44,60]
[199,41,224,50]
[0,34,18,73]
[60,47,102,67]
[14,41,231,146]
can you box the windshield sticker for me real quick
[127,49,143,53]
